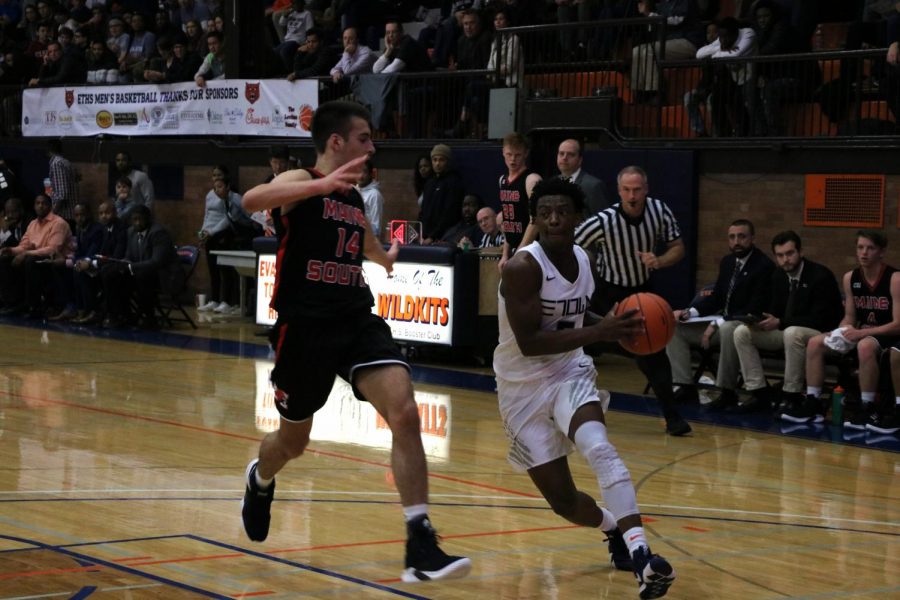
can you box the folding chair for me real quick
[156,245,200,329]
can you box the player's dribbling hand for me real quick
[595,306,643,343]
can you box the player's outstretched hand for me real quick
[324,155,368,195]
[592,307,643,343]
[384,240,400,275]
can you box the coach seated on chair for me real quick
[99,205,180,330]
[731,231,844,413]
[667,218,774,411]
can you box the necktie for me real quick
[724,259,741,315]
[784,278,799,319]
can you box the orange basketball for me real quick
[614,292,676,355]
[299,104,314,131]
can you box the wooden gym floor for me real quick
[0,314,898,599]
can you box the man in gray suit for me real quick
[556,139,609,216]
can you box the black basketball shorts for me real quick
[268,311,409,422]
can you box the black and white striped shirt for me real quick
[477,230,505,248]
[574,197,681,288]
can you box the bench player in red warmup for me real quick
[240,100,471,583]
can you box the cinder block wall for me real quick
[694,174,900,293]
[75,162,900,298]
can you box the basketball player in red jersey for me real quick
[240,101,471,583]
[797,230,900,430]
[495,178,675,599]
[498,132,542,271]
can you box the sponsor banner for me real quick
[256,255,455,346]
[22,79,317,137]
[256,253,278,326]
[254,361,451,460]
[367,261,454,346]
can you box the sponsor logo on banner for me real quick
[224,107,243,124]
[64,89,74,108]
[58,111,73,128]
[245,82,260,104]
[299,104,314,131]
[44,111,57,126]
[179,110,205,121]
[96,110,113,128]
[284,106,298,129]
[272,106,284,127]
[162,113,179,129]
[245,107,270,126]
[113,112,138,126]
[150,106,165,126]
[206,108,223,125]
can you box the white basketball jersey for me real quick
[493,242,595,382]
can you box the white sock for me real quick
[895,396,900,406]
[807,386,821,398]
[623,526,648,555]
[403,504,428,522]
[599,507,617,532]
[254,469,273,490]
[861,392,875,404]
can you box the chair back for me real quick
[162,245,198,299]
[155,245,200,329]
[176,245,200,275]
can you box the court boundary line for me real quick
[0,533,430,600]
[0,534,231,599]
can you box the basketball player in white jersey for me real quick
[494,178,676,599]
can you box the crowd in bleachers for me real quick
[0,0,225,87]
[0,1,898,139]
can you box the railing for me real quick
[0,84,23,138]
[621,48,898,143]
[316,68,497,140]
[4,17,898,146]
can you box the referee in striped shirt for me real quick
[574,165,691,436]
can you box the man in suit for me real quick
[99,204,179,329]
[667,219,774,411]
[1,197,31,249]
[72,200,127,324]
[732,231,843,413]
[556,139,609,216]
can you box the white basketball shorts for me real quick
[497,358,610,472]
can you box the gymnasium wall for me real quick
[3,140,899,309]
